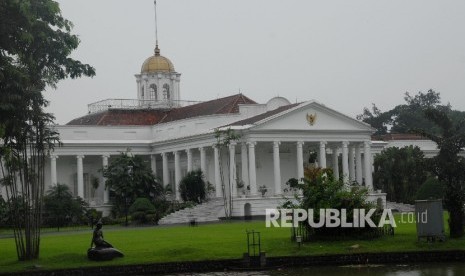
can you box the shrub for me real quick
[179,169,207,203]
[416,177,444,200]
[129,198,156,224]
[288,167,383,240]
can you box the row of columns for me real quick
[318,141,373,189]
[48,140,374,204]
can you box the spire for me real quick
[154,0,159,56]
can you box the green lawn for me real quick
[1,214,464,274]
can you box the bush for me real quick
[288,167,383,240]
[129,198,156,213]
[416,177,444,200]
[179,169,207,203]
[129,198,156,224]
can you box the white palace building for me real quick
[1,44,439,220]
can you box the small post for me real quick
[296,235,302,248]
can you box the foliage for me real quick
[288,167,382,239]
[0,197,6,227]
[102,151,163,218]
[357,90,465,135]
[0,0,95,260]
[179,169,209,204]
[129,198,156,224]
[42,184,88,231]
[415,177,444,200]
[214,128,241,218]
[373,146,428,204]
[415,108,465,238]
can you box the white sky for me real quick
[46,0,465,124]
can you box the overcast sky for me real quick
[46,0,465,124]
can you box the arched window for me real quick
[141,86,145,98]
[163,84,170,100]
[149,84,157,100]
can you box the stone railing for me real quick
[87,99,202,114]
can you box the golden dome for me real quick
[141,45,175,73]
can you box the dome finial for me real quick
[154,44,160,56]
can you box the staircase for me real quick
[158,198,225,225]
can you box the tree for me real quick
[373,146,428,203]
[102,152,162,225]
[357,90,465,136]
[415,109,465,238]
[43,184,88,231]
[214,128,241,218]
[0,0,95,260]
[179,169,209,204]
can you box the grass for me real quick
[1,213,464,274]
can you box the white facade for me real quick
[0,46,393,217]
[37,97,386,216]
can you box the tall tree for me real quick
[0,0,95,260]
[415,109,465,238]
[214,128,240,218]
[357,90,464,136]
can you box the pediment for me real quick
[252,101,373,132]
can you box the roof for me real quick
[228,103,300,126]
[66,94,257,126]
[141,46,175,73]
[372,133,428,141]
[159,94,256,124]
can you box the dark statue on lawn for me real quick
[87,221,124,261]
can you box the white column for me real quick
[332,147,339,179]
[273,141,282,195]
[150,154,157,175]
[241,143,249,189]
[199,147,206,174]
[355,144,363,184]
[174,151,181,200]
[296,141,304,180]
[248,142,258,196]
[349,145,355,182]
[76,155,84,199]
[364,141,373,191]
[229,142,237,197]
[162,152,169,187]
[342,141,349,184]
[213,145,222,197]
[186,148,192,172]
[50,155,58,186]
[102,155,110,204]
[319,141,327,169]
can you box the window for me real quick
[149,84,157,100]
[141,86,145,98]
[163,84,170,100]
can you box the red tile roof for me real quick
[66,94,257,126]
[372,133,428,141]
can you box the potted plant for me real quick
[258,185,268,197]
